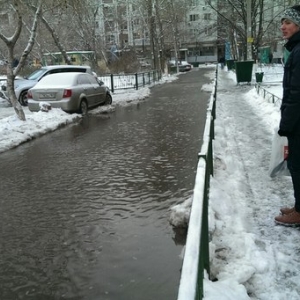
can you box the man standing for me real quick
[275,5,300,226]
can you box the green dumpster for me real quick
[190,62,199,67]
[255,72,264,83]
[169,66,177,74]
[226,59,235,70]
[235,60,254,84]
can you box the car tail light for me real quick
[63,89,72,98]
[27,90,32,99]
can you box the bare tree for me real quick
[27,1,73,65]
[207,0,294,61]
[0,0,87,120]
[0,0,42,121]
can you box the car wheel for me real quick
[19,90,28,106]
[79,100,88,115]
[105,93,112,105]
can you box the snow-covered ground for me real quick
[2,64,296,299]
[176,65,300,300]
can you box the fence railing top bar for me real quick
[207,94,215,111]
[177,158,207,300]
[199,114,213,151]
[100,70,160,77]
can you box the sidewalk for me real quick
[204,68,300,299]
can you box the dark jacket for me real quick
[279,30,300,136]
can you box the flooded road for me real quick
[0,67,215,300]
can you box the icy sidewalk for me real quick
[206,69,300,300]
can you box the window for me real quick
[78,75,91,85]
[200,46,214,56]
[204,13,211,20]
[106,35,115,43]
[87,76,98,85]
[133,32,140,39]
[189,29,198,35]
[189,14,199,22]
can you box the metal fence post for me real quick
[135,73,138,90]
[110,74,114,93]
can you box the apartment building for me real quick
[94,0,297,65]
[182,0,218,63]
[95,0,218,64]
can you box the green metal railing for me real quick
[177,70,281,300]
[99,70,162,93]
[255,83,282,105]
[177,67,218,300]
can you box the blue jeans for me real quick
[287,135,300,211]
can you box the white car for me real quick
[168,60,192,72]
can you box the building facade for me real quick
[94,0,298,65]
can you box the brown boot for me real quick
[275,210,300,226]
[280,207,295,215]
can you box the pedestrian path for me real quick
[208,68,300,299]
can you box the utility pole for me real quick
[246,0,252,60]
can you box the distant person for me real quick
[268,52,273,64]
[219,56,225,70]
[275,5,300,226]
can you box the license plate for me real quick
[39,93,55,99]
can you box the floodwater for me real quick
[0,67,214,300]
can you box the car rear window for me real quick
[49,68,88,74]
[27,67,90,81]
[36,73,76,86]
[77,74,92,85]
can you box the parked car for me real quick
[27,72,112,115]
[2,65,94,106]
[179,62,192,72]
[168,60,192,72]
[0,75,23,103]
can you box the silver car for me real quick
[27,72,112,115]
[2,65,94,106]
